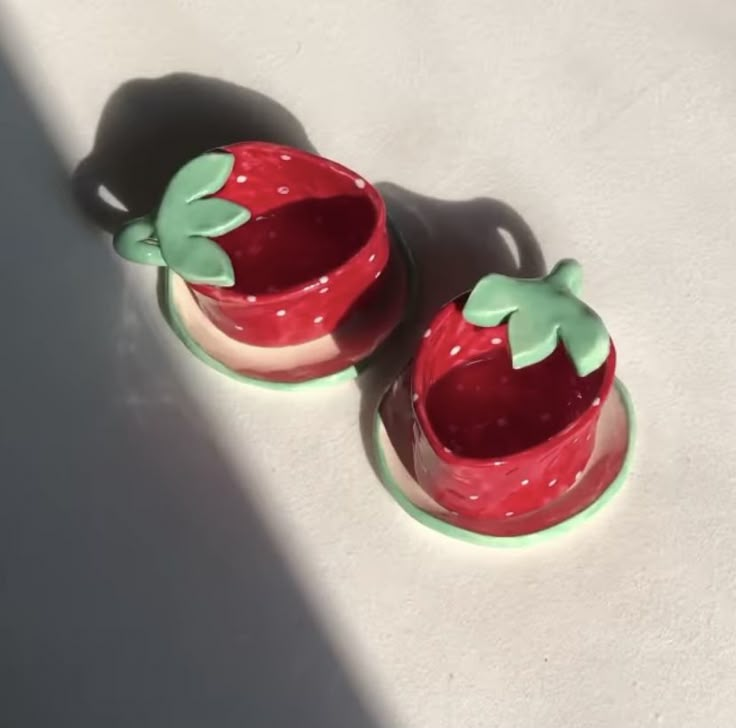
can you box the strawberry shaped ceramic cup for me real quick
[113,143,413,387]
[374,260,635,545]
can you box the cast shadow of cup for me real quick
[72,73,318,234]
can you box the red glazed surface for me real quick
[378,367,630,538]
[189,142,391,348]
[410,295,616,519]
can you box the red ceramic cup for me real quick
[410,295,616,519]
[188,142,391,348]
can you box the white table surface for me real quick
[1,1,735,726]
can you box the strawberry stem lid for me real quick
[113,151,250,287]
[462,259,610,377]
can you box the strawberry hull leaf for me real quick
[559,310,611,377]
[113,151,249,287]
[165,236,235,286]
[553,259,583,296]
[508,310,559,370]
[163,152,236,204]
[152,150,250,287]
[462,274,519,327]
[462,260,611,376]
[185,198,251,237]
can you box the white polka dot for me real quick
[497,417,508,427]
[493,461,504,466]
[412,393,419,402]
[319,287,329,294]
[277,186,290,194]
[280,154,291,161]
[491,337,502,345]
[246,295,257,303]
[575,471,583,481]
[369,253,376,262]
[319,276,329,284]
[374,270,382,279]
[354,178,366,189]
[450,345,461,356]
[314,315,324,324]
[468,494,480,500]
[443,447,452,454]
[234,324,244,331]
[505,511,515,517]
[592,397,601,407]
[521,479,529,486]
[236,175,247,183]
[276,309,286,317]
[548,478,557,487]
[423,328,432,338]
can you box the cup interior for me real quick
[188,143,384,303]
[424,346,605,458]
[217,195,376,295]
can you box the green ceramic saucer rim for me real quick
[162,218,417,390]
[373,378,636,547]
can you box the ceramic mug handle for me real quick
[113,214,166,267]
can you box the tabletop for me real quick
[1,1,734,726]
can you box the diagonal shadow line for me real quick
[0,60,385,728]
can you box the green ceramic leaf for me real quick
[507,308,559,369]
[164,152,236,204]
[462,259,610,376]
[112,151,248,285]
[165,236,235,286]
[149,151,250,286]
[185,198,251,236]
[462,274,521,326]
[559,310,611,377]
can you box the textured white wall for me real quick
[2,1,736,725]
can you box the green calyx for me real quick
[113,151,250,287]
[462,259,610,376]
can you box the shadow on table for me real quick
[0,65,383,728]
